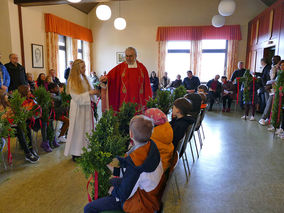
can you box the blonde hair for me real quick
[67,59,91,94]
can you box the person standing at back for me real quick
[160,72,170,89]
[5,53,27,92]
[183,70,200,93]
[64,61,73,82]
[230,61,246,110]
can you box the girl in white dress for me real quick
[64,59,98,161]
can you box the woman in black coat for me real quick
[150,71,159,98]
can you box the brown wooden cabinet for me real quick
[246,0,284,71]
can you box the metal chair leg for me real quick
[201,124,205,139]
[193,134,199,158]
[181,155,189,182]
[184,152,191,177]
[173,173,181,200]
[198,130,203,149]
[188,139,195,163]
[1,138,7,170]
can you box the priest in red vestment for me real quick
[100,47,152,112]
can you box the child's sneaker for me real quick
[250,116,255,121]
[226,108,231,112]
[58,136,67,143]
[275,128,284,135]
[259,119,266,125]
[280,133,284,140]
[222,108,226,112]
[25,153,39,163]
[267,126,275,132]
[241,115,246,120]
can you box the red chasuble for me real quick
[107,61,152,112]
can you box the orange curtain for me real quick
[158,41,167,78]
[46,32,59,75]
[226,40,239,79]
[72,38,78,61]
[156,25,242,41]
[45,13,93,43]
[190,40,202,76]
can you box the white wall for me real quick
[88,0,267,76]
[1,0,89,78]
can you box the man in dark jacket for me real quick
[183,70,200,93]
[5,53,28,91]
[230,61,246,83]
[64,61,73,82]
[254,58,271,112]
[230,61,246,110]
[207,75,222,111]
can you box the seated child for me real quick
[0,89,38,163]
[84,115,164,213]
[170,98,195,149]
[27,73,35,92]
[184,93,202,120]
[145,108,174,171]
[18,85,59,152]
[36,73,48,90]
[48,83,69,142]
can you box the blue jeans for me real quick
[84,195,123,213]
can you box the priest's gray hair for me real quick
[125,47,137,56]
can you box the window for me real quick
[77,40,83,60]
[165,41,191,82]
[58,35,67,82]
[200,40,228,82]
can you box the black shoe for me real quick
[25,153,39,163]
[29,148,40,160]
[72,155,81,162]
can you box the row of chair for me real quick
[159,108,207,211]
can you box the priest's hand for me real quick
[100,76,108,83]
[1,85,7,91]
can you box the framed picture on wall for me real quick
[32,44,44,68]
[116,52,125,64]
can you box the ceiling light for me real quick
[212,15,225,28]
[218,0,236,17]
[96,5,112,21]
[114,17,126,30]
[67,0,82,3]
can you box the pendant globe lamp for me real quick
[67,0,81,3]
[114,0,127,30]
[96,4,112,21]
[218,0,236,17]
[212,14,225,28]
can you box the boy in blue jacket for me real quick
[84,115,164,213]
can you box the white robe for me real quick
[64,79,95,156]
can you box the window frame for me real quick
[58,35,67,70]
[78,40,84,60]
[201,40,228,78]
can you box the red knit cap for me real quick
[144,108,168,126]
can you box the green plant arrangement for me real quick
[173,85,187,101]
[156,90,174,115]
[146,97,158,109]
[238,70,260,104]
[0,111,16,160]
[271,70,284,129]
[117,102,138,137]
[60,85,71,110]
[79,109,128,199]
[9,90,34,144]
